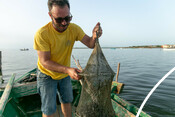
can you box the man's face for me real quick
[49,5,71,32]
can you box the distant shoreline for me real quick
[73,45,162,49]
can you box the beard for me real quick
[52,21,69,32]
[59,24,69,27]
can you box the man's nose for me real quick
[61,19,67,25]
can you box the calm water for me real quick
[1,48,175,117]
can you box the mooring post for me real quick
[0,51,2,76]
[0,51,4,84]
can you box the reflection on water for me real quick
[1,48,175,117]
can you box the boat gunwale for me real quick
[0,68,151,117]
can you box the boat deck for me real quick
[8,94,76,117]
[0,70,151,117]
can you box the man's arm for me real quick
[37,51,81,80]
[81,22,102,48]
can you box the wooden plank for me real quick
[0,74,15,116]
[0,51,4,84]
[111,99,135,117]
[14,68,37,83]
[12,82,37,98]
[0,51,2,76]
[111,93,151,117]
[113,63,124,94]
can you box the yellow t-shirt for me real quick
[33,22,85,80]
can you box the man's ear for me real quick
[48,12,51,17]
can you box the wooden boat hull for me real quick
[0,68,151,117]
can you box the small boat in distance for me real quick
[20,48,29,51]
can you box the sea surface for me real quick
[0,48,175,117]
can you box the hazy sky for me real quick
[0,0,175,49]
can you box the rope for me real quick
[136,67,175,117]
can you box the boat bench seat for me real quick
[15,94,42,117]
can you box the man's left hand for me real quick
[92,22,103,40]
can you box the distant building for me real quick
[162,44,175,48]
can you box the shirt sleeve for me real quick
[33,30,50,51]
[74,24,86,41]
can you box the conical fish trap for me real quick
[76,39,116,117]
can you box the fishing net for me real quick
[18,74,37,83]
[76,36,116,117]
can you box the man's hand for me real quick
[66,68,82,80]
[80,22,103,48]
[92,22,103,40]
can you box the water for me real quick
[1,48,175,117]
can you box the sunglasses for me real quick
[51,14,72,24]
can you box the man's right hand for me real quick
[66,68,82,80]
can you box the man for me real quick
[34,0,102,117]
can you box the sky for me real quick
[0,0,175,49]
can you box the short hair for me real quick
[48,0,70,11]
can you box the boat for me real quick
[20,48,29,51]
[0,68,151,117]
[162,45,175,50]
